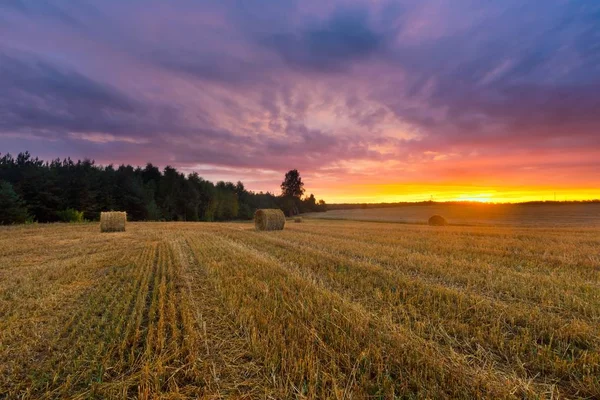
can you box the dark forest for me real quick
[0,152,325,224]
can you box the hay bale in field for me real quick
[294,216,302,223]
[428,215,447,226]
[254,209,285,231]
[100,211,127,232]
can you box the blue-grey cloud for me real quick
[263,7,386,72]
[0,0,82,27]
[0,50,138,135]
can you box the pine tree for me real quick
[0,180,30,224]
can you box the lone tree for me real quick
[280,170,305,216]
[281,169,305,198]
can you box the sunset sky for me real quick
[1,1,599,203]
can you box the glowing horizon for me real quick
[316,191,600,205]
[298,184,600,204]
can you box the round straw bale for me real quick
[428,215,447,226]
[294,216,302,223]
[100,211,127,232]
[254,209,285,231]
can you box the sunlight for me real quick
[454,193,494,203]
[311,183,600,204]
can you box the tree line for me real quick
[0,152,326,224]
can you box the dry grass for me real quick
[0,220,598,398]
[254,208,285,231]
[308,203,600,226]
[100,211,127,232]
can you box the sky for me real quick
[1,0,599,203]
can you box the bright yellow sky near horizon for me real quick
[307,184,600,204]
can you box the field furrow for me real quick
[170,236,278,398]
[184,231,524,399]
[292,223,600,280]
[1,220,598,399]
[239,225,600,321]
[0,240,138,397]
[216,225,600,397]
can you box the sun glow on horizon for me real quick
[305,183,600,204]
[454,193,494,203]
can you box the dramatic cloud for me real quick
[1,0,599,201]
[263,6,386,72]
[0,51,138,135]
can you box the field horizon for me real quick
[307,202,600,227]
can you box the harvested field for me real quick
[307,203,600,227]
[0,220,599,398]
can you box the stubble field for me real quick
[307,203,600,227]
[0,219,598,399]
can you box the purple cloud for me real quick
[1,0,599,195]
[262,6,387,72]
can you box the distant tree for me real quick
[303,193,317,211]
[247,191,279,211]
[159,166,183,220]
[145,196,161,221]
[234,181,246,195]
[318,199,327,211]
[281,169,305,198]
[115,165,147,221]
[0,152,325,223]
[215,181,239,220]
[10,152,60,221]
[234,181,253,219]
[0,180,30,224]
[56,208,84,223]
[278,196,298,217]
[188,173,216,221]
[141,163,162,184]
